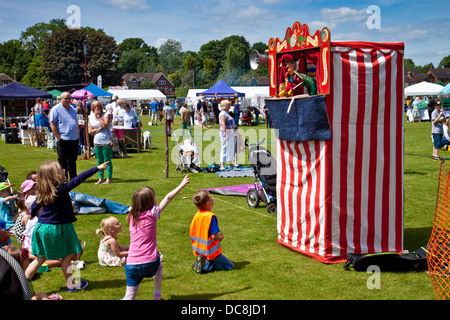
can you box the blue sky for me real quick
[0,0,449,67]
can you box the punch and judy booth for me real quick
[263,21,404,263]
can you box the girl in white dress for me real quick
[96,216,128,266]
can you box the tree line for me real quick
[1,19,448,97]
[0,19,269,97]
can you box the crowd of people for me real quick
[1,159,233,300]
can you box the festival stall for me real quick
[258,21,404,263]
[404,81,444,97]
[196,79,245,98]
[107,89,166,102]
[83,83,113,98]
[0,82,53,145]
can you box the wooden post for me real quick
[165,113,169,178]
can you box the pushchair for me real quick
[246,139,277,213]
[173,132,202,173]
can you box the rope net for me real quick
[427,160,450,299]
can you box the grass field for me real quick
[0,114,444,300]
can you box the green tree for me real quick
[21,55,45,88]
[118,37,158,73]
[85,30,119,86]
[42,28,119,87]
[184,55,196,73]
[158,39,183,75]
[118,49,148,73]
[168,70,182,88]
[404,58,416,71]
[438,55,450,68]
[0,39,31,81]
[140,79,156,89]
[20,19,66,55]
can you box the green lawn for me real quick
[0,114,442,300]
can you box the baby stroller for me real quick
[246,139,277,213]
[174,132,202,173]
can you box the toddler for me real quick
[96,216,128,267]
[122,175,190,300]
[0,182,18,230]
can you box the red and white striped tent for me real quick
[266,23,404,263]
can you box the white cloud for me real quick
[153,38,167,49]
[235,5,269,19]
[308,20,338,31]
[98,0,149,11]
[321,7,367,23]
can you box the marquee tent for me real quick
[83,83,112,97]
[47,89,63,100]
[108,89,166,101]
[0,82,53,117]
[196,79,245,98]
[188,86,269,106]
[404,81,444,96]
[439,83,450,95]
[0,82,52,100]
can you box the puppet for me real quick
[278,54,317,97]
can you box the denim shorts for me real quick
[433,133,444,149]
[125,255,161,287]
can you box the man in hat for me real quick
[0,182,18,231]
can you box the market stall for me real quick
[0,82,53,145]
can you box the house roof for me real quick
[428,68,450,80]
[0,73,14,82]
[122,73,173,86]
[405,69,432,83]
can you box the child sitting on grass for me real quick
[96,216,128,267]
[190,190,234,273]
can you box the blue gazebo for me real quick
[83,83,113,97]
[196,79,245,98]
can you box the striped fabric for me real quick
[276,42,404,263]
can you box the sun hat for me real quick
[20,179,36,193]
[0,182,14,192]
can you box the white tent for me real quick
[108,89,166,101]
[186,86,269,106]
[405,81,444,96]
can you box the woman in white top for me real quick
[119,103,141,129]
[88,101,113,184]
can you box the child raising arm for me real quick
[122,175,190,300]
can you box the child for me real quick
[11,195,29,244]
[190,190,234,273]
[0,218,12,249]
[431,100,445,160]
[197,111,202,128]
[96,216,128,267]
[24,160,109,292]
[5,246,63,300]
[209,108,216,128]
[122,175,190,300]
[0,182,18,231]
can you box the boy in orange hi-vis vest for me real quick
[190,191,234,273]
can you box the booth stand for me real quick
[262,21,404,263]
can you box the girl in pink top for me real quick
[122,175,190,300]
